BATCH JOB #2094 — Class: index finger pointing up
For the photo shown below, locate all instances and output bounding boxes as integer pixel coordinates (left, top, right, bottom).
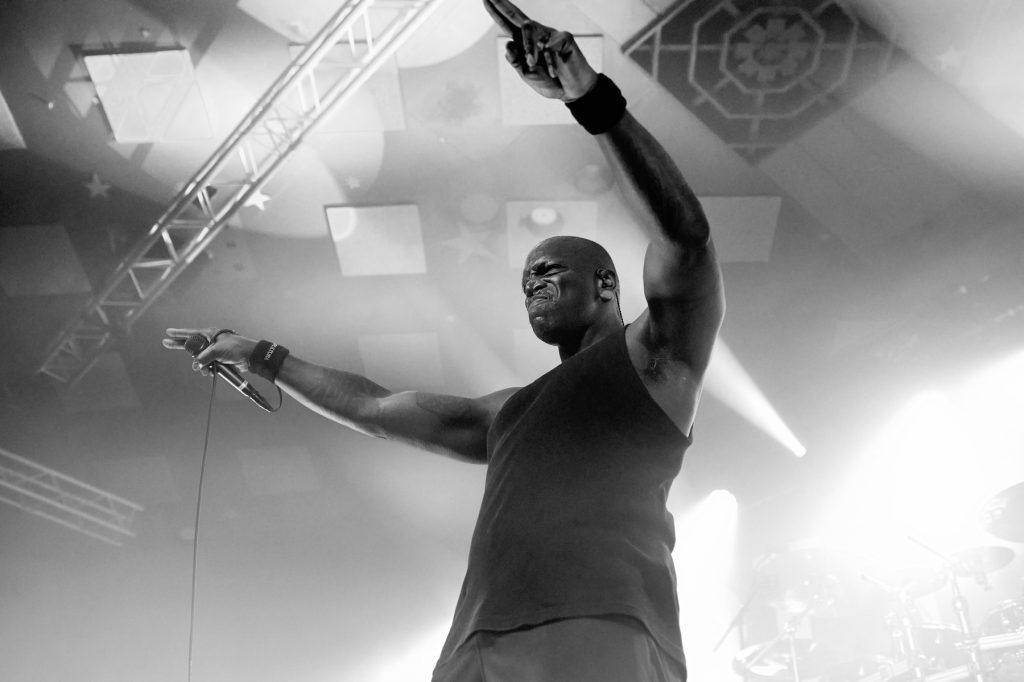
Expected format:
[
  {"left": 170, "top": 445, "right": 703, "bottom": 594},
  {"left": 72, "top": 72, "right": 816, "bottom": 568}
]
[{"left": 483, "top": 0, "right": 531, "bottom": 34}]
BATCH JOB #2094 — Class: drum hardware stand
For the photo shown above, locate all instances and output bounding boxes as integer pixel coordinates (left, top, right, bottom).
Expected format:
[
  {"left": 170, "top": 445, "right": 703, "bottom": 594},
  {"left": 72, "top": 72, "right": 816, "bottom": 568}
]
[
  {"left": 909, "top": 536, "right": 989, "bottom": 682},
  {"left": 739, "top": 610, "right": 812, "bottom": 682},
  {"left": 713, "top": 576, "right": 765, "bottom": 654},
  {"left": 715, "top": 591, "right": 753, "bottom": 681},
  {"left": 863, "top": 572, "right": 930, "bottom": 681}
]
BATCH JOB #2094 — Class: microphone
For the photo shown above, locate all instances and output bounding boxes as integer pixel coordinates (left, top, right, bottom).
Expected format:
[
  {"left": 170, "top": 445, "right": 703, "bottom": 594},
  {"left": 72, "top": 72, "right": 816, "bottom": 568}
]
[{"left": 184, "top": 334, "right": 274, "bottom": 412}]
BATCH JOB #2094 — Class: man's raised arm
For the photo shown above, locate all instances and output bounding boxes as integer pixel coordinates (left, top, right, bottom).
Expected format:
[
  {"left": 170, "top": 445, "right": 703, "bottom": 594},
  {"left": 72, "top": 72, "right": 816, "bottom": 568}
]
[
  {"left": 163, "top": 328, "right": 513, "bottom": 464},
  {"left": 484, "top": 0, "right": 724, "bottom": 366}
]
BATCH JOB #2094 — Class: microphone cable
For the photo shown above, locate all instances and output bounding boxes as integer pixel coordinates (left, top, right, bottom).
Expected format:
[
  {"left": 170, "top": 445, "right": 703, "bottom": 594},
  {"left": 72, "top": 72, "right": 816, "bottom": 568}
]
[{"left": 187, "top": 373, "right": 219, "bottom": 682}]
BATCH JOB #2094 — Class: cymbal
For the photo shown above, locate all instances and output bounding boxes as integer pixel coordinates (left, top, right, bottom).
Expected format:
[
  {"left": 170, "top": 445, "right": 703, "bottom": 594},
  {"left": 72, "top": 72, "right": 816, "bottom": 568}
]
[
  {"left": 981, "top": 482, "right": 1024, "bottom": 542},
  {"left": 733, "top": 638, "right": 837, "bottom": 680},
  {"left": 901, "top": 570, "right": 947, "bottom": 598},
  {"left": 871, "top": 566, "right": 948, "bottom": 599},
  {"left": 950, "top": 546, "right": 1015, "bottom": 576}
]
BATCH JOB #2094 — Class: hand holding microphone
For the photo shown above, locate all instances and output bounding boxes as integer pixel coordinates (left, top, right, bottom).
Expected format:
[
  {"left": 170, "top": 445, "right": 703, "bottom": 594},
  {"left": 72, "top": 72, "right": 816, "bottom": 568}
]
[{"left": 162, "top": 328, "right": 276, "bottom": 412}]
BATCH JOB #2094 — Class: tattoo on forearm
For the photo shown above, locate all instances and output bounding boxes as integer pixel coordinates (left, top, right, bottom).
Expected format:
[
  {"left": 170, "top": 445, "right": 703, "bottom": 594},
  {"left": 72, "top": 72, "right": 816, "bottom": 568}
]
[{"left": 300, "top": 368, "right": 388, "bottom": 419}]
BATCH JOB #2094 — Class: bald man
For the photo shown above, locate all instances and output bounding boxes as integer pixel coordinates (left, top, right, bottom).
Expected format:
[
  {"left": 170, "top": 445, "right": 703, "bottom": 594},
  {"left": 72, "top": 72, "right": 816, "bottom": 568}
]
[{"left": 164, "top": 1, "right": 724, "bottom": 679}]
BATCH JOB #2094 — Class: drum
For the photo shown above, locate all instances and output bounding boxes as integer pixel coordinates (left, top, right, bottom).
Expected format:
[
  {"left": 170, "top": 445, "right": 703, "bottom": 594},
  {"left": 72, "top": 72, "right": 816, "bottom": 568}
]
[
  {"left": 854, "top": 624, "right": 967, "bottom": 682},
  {"left": 732, "top": 638, "right": 838, "bottom": 680},
  {"left": 983, "top": 600, "right": 1024, "bottom": 635},
  {"left": 819, "top": 656, "right": 901, "bottom": 682},
  {"left": 981, "top": 600, "right": 1024, "bottom": 682},
  {"left": 906, "top": 625, "right": 967, "bottom": 672}
]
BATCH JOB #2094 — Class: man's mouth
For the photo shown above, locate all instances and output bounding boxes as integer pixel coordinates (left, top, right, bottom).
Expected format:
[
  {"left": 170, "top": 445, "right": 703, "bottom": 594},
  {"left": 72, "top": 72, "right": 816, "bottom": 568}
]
[{"left": 528, "top": 292, "right": 552, "bottom": 308}]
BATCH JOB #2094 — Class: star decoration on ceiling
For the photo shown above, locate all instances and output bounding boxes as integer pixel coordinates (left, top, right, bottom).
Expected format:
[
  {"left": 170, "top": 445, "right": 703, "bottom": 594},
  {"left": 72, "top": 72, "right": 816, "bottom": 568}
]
[
  {"left": 245, "top": 189, "right": 270, "bottom": 211},
  {"left": 936, "top": 47, "right": 968, "bottom": 72},
  {"left": 441, "top": 223, "right": 497, "bottom": 264},
  {"left": 84, "top": 172, "right": 111, "bottom": 199},
  {"left": 345, "top": 176, "right": 361, "bottom": 190}
]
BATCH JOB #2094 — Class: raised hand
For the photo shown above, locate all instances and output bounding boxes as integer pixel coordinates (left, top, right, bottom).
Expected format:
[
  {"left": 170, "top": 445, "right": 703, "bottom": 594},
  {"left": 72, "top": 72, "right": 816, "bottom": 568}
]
[
  {"left": 483, "top": 0, "right": 598, "bottom": 101},
  {"left": 163, "top": 327, "right": 255, "bottom": 376}
]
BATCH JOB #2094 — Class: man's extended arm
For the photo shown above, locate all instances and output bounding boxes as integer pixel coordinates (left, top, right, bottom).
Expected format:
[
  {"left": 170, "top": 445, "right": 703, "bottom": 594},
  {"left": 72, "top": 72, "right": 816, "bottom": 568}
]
[
  {"left": 163, "top": 328, "right": 512, "bottom": 464},
  {"left": 276, "top": 353, "right": 512, "bottom": 463}
]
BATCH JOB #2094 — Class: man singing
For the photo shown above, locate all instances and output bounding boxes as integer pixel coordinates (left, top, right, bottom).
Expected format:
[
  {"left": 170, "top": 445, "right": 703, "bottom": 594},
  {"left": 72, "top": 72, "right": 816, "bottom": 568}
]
[{"left": 164, "top": 1, "right": 724, "bottom": 679}]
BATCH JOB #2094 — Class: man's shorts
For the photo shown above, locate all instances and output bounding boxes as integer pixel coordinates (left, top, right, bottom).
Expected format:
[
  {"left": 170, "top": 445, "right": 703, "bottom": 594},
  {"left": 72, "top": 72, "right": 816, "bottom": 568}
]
[{"left": 431, "top": 614, "right": 687, "bottom": 682}]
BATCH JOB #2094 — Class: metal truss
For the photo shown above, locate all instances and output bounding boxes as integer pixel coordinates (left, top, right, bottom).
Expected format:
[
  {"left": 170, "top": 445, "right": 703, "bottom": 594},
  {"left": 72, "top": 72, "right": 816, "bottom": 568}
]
[
  {"left": 39, "top": 0, "right": 447, "bottom": 385},
  {"left": 0, "top": 446, "right": 143, "bottom": 545}
]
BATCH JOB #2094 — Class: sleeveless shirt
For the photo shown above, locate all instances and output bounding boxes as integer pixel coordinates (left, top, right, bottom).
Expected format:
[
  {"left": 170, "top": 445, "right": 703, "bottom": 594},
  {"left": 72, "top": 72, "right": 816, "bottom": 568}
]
[{"left": 436, "top": 327, "right": 693, "bottom": 666}]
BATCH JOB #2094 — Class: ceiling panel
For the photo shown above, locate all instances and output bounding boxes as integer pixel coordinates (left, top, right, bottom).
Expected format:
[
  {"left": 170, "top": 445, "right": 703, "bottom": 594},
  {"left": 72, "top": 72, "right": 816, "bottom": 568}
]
[
  {"left": 84, "top": 49, "right": 213, "bottom": 143},
  {"left": 327, "top": 204, "right": 428, "bottom": 276}
]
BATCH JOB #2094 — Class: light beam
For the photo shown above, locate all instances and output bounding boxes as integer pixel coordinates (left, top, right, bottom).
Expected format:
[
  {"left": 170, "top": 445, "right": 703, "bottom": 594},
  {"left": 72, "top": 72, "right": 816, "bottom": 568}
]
[{"left": 705, "top": 341, "right": 807, "bottom": 457}]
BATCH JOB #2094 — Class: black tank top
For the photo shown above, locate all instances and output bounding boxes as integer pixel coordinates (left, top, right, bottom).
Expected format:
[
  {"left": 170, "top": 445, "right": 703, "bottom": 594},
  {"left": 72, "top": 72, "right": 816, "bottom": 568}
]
[{"left": 437, "top": 327, "right": 692, "bottom": 665}]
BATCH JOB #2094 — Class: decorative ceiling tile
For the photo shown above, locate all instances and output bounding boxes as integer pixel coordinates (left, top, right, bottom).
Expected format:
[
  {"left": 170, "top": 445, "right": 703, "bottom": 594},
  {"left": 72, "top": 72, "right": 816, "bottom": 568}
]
[{"left": 625, "top": 0, "right": 903, "bottom": 161}]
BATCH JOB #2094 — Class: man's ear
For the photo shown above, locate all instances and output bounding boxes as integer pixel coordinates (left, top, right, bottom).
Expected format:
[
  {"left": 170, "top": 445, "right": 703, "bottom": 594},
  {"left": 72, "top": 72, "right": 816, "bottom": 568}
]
[{"left": 596, "top": 268, "right": 617, "bottom": 300}]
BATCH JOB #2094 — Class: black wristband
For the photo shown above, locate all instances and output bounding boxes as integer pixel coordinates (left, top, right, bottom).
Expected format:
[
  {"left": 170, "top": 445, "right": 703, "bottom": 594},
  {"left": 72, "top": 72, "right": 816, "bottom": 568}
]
[
  {"left": 249, "top": 340, "right": 290, "bottom": 383},
  {"left": 565, "top": 74, "right": 627, "bottom": 135}
]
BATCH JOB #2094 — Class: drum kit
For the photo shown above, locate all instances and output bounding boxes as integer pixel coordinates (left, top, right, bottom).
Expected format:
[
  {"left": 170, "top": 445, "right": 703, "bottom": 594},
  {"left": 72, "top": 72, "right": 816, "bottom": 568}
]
[{"left": 728, "top": 482, "right": 1024, "bottom": 681}]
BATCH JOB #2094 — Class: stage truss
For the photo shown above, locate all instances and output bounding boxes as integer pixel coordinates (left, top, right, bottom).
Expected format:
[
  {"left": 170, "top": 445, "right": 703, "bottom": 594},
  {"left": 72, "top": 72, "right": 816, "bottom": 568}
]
[{"left": 38, "top": 0, "right": 446, "bottom": 385}]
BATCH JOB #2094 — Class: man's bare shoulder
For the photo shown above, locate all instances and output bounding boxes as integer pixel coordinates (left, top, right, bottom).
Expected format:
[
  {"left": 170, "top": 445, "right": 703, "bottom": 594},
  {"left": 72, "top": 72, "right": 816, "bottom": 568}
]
[{"left": 479, "top": 386, "right": 520, "bottom": 415}]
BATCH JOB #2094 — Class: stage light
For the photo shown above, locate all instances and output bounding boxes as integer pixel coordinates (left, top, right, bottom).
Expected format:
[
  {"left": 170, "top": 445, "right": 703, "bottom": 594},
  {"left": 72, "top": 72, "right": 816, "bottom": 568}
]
[
  {"left": 817, "top": 350, "right": 1024, "bottom": 563},
  {"left": 519, "top": 205, "right": 565, "bottom": 237},
  {"left": 675, "top": 489, "right": 741, "bottom": 680},
  {"left": 705, "top": 489, "right": 740, "bottom": 525},
  {"left": 704, "top": 341, "right": 807, "bottom": 457}
]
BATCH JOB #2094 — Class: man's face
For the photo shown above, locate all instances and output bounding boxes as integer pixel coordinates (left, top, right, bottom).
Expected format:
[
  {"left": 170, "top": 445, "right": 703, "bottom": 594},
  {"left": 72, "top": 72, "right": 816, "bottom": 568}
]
[{"left": 521, "top": 243, "right": 599, "bottom": 344}]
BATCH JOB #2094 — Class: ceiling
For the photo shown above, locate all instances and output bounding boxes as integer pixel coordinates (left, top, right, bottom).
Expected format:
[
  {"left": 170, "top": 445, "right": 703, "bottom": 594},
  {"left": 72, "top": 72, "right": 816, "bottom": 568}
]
[{"left": 1, "top": 0, "right": 1023, "bottom": 680}]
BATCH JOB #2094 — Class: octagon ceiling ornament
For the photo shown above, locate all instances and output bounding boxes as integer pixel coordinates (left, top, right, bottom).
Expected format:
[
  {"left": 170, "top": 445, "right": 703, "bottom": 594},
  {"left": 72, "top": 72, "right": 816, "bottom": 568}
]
[{"left": 626, "top": 0, "right": 903, "bottom": 161}]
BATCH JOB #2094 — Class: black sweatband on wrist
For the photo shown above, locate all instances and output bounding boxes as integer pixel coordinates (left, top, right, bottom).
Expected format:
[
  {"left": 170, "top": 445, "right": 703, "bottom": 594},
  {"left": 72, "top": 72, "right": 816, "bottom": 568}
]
[
  {"left": 565, "top": 74, "right": 627, "bottom": 135},
  {"left": 249, "top": 340, "right": 290, "bottom": 383}
]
